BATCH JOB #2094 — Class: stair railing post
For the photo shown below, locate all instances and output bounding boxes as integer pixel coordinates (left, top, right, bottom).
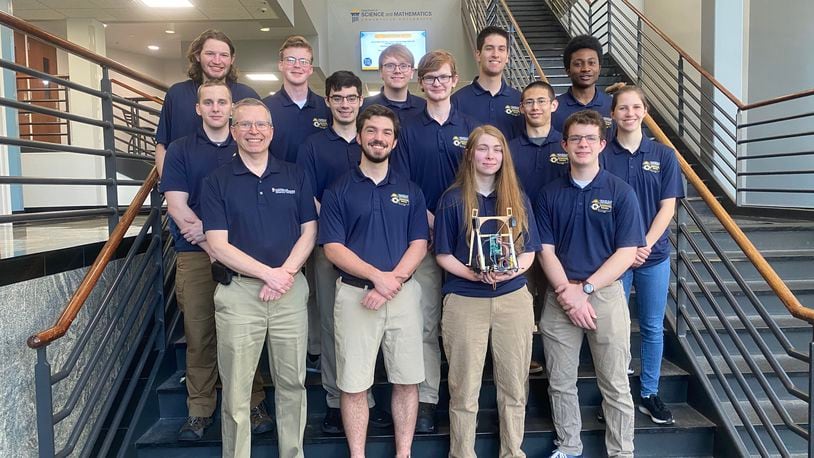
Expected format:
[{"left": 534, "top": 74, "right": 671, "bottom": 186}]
[
  {"left": 151, "top": 184, "right": 166, "bottom": 350},
  {"left": 100, "top": 66, "right": 119, "bottom": 233},
  {"left": 567, "top": 1, "right": 572, "bottom": 35},
  {"left": 809, "top": 337, "right": 814, "bottom": 457},
  {"left": 34, "top": 348, "right": 56, "bottom": 457},
  {"left": 588, "top": 1, "right": 593, "bottom": 35},
  {"left": 677, "top": 56, "right": 685, "bottom": 137},
  {"left": 636, "top": 16, "right": 643, "bottom": 84},
  {"left": 607, "top": 0, "right": 613, "bottom": 55},
  {"left": 674, "top": 200, "right": 689, "bottom": 337}
]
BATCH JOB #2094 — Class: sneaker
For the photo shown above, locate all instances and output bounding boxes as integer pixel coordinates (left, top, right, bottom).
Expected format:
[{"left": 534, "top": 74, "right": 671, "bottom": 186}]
[
  {"left": 250, "top": 402, "right": 275, "bottom": 434},
  {"left": 596, "top": 408, "right": 604, "bottom": 423},
  {"left": 639, "top": 394, "right": 675, "bottom": 425},
  {"left": 529, "top": 360, "right": 544, "bottom": 374},
  {"left": 415, "top": 402, "right": 437, "bottom": 434},
  {"left": 369, "top": 405, "right": 393, "bottom": 428},
  {"left": 549, "top": 450, "right": 582, "bottom": 458},
  {"left": 627, "top": 366, "right": 635, "bottom": 375},
  {"left": 306, "top": 354, "right": 322, "bottom": 373},
  {"left": 322, "top": 407, "right": 344, "bottom": 434},
  {"left": 178, "top": 416, "right": 212, "bottom": 441}
]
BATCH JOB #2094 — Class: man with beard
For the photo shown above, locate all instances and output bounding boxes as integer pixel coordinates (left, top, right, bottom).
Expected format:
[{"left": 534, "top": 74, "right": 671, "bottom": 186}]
[
  {"left": 296, "top": 71, "right": 393, "bottom": 434},
  {"left": 155, "top": 29, "right": 259, "bottom": 176},
  {"left": 452, "top": 26, "right": 523, "bottom": 140},
  {"left": 319, "top": 104, "right": 429, "bottom": 458},
  {"left": 551, "top": 35, "right": 613, "bottom": 133}
]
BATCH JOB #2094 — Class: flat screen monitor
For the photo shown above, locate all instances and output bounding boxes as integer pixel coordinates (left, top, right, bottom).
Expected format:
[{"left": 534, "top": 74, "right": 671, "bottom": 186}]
[{"left": 360, "top": 31, "right": 427, "bottom": 71}]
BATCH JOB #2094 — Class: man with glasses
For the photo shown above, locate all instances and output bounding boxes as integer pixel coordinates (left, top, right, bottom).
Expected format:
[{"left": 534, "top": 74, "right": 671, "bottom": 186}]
[
  {"left": 534, "top": 110, "right": 644, "bottom": 458},
  {"left": 393, "top": 50, "right": 480, "bottom": 433},
  {"left": 263, "top": 35, "right": 331, "bottom": 164},
  {"left": 362, "top": 44, "right": 426, "bottom": 120},
  {"left": 155, "top": 29, "right": 259, "bottom": 176},
  {"left": 452, "top": 26, "right": 523, "bottom": 140},
  {"left": 296, "top": 71, "right": 393, "bottom": 434},
  {"left": 202, "top": 98, "right": 317, "bottom": 458}
]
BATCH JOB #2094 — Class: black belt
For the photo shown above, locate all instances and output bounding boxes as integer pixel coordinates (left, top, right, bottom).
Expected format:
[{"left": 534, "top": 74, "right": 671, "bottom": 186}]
[{"left": 340, "top": 275, "right": 412, "bottom": 290}]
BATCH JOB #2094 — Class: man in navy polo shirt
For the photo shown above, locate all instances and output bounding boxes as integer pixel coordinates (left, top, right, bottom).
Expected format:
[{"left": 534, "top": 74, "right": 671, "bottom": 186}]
[
  {"left": 361, "top": 44, "right": 426, "bottom": 120},
  {"left": 535, "top": 110, "right": 644, "bottom": 458},
  {"left": 393, "top": 49, "right": 480, "bottom": 433},
  {"left": 160, "top": 81, "right": 271, "bottom": 441},
  {"left": 155, "top": 29, "right": 259, "bottom": 176},
  {"left": 263, "top": 35, "right": 330, "bottom": 164},
  {"left": 297, "top": 70, "right": 392, "bottom": 434},
  {"left": 550, "top": 35, "right": 613, "bottom": 133},
  {"left": 320, "top": 104, "right": 428, "bottom": 458},
  {"left": 452, "top": 26, "right": 523, "bottom": 140},
  {"left": 202, "top": 98, "right": 317, "bottom": 458}
]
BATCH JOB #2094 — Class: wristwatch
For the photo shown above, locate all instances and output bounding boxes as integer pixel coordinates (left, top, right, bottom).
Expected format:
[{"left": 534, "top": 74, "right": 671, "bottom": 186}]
[{"left": 582, "top": 282, "right": 595, "bottom": 295}]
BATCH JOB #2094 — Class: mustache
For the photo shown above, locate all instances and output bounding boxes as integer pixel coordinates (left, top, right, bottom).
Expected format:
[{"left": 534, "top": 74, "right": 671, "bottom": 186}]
[{"left": 367, "top": 141, "right": 388, "bottom": 148}]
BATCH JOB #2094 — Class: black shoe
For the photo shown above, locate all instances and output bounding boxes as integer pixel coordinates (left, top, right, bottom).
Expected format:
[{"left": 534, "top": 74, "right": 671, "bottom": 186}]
[
  {"left": 369, "top": 405, "right": 393, "bottom": 428},
  {"left": 639, "top": 394, "right": 675, "bottom": 425},
  {"left": 415, "top": 402, "right": 437, "bottom": 434},
  {"left": 178, "top": 416, "right": 212, "bottom": 441},
  {"left": 322, "top": 407, "right": 344, "bottom": 434},
  {"left": 250, "top": 402, "right": 275, "bottom": 434}
]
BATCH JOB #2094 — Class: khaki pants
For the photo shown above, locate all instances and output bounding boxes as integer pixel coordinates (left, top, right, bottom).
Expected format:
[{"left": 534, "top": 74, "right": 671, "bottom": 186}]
[
  {"left": 443, "top": 288, "right": 534, "bottom": 458},
  {"left": 215, "top": 273, "right": 309, "bottom": 458},
  {"left": 414, "top": 253, "right": 443, "bottom": 404},
  {"left": 305, "top": 252, "right": 321, "bottom": 355},
  {"left": 541, "top": 281, "right": 634, "bottom": 457},
  {"left": 175, "top": 252, "right": 264, "bottom": 417}
]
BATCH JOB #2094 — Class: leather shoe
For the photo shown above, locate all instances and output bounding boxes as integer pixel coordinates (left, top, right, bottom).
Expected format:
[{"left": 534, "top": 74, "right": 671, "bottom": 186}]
[
  {"left": 415, "top": 402, "right": 437, "bottom": 434},
  {"left": 369, "top": 405, "right": 393, "bottom": 428}
]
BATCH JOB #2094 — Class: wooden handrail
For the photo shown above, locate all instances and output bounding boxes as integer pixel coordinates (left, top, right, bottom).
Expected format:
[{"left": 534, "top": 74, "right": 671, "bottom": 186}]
[
  {"left": 27, "top": 168, "right": 160, "bottom": 349},
  {"left": 111, "top": 79, "right": 165, "bottom": 105},
  {"left": 740, "top": 88, "right": 814, "bottom": 111},
  {"left": 0, "top": 11, "right": 168, "bottom": 93}
]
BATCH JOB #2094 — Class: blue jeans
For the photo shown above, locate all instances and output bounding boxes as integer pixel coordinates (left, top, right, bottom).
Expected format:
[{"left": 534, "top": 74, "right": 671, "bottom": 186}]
[{"left": 621, "top": 257, "right": 671, "bottom": 398}]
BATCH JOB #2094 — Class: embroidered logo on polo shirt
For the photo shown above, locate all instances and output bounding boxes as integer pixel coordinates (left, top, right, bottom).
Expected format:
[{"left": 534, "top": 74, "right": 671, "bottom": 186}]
[
  {"left": 312, "top": 117, "right": 329, "bottom": 129},
  {"left": 590, "top": 198, "right": 613, "bottom": 213},
  {"left": 549, "top": 152, "right": 569, "bottom": 165},
  {"left": 642, "top": 161, "right": 661, "bottom": 173},
  {"left": 390, "top": 193, "right": 410, "bottom": 206},
  {"left": 452, "top": 136, "right": 468, "bottom": 148},
  {"left": 271, "top": 187, "right": 296, "bottom": 195},
  {"left": 504, "top": 105, "right": 521, "bottom": 116}
]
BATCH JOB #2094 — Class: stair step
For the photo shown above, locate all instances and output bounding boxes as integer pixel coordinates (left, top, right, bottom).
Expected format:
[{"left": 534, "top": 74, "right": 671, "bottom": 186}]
[{"left": 135, "top": 403, "right": 715, "bottom": 457}]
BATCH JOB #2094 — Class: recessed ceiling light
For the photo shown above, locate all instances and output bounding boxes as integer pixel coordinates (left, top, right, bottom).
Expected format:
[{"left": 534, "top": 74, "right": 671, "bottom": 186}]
[
  {"left": 260, "top": 27, "right": 270, "bottom": 32},
  {"left": 367, "top": 91, "right": 380, "bottom": 97},
  {"left": 141, "top": 0, "right": 193, "bottom": 7},
  {"left": 246, "top": 73, "right": 279, "bottom": 82},
  {"left": 147, "top": 45, "right": 160, "bottom": 51},
  {"left": 165, "top": 30, "right": 176, "bottom": 34},
  {"left": 102, "top": 23, "right": 108, "bottom": 28},
  {"left": 268, "top": 91, "right": 276, "bottom": 95}
]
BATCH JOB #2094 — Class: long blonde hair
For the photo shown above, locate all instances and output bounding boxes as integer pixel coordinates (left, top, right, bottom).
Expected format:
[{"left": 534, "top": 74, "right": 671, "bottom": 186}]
[{"left": 449, "top": 125, "right": 529, "bottom": 249}]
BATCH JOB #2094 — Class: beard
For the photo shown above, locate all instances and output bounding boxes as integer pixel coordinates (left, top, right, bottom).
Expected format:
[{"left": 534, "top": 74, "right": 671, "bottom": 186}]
[{"left": 362, "top": 147, "right": 390, "bottom": 163}]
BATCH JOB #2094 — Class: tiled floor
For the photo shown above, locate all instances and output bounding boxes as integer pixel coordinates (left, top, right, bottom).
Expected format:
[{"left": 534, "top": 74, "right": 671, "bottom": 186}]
[{"left": 0, "top": 216, "right": 147, "bottom": 259}]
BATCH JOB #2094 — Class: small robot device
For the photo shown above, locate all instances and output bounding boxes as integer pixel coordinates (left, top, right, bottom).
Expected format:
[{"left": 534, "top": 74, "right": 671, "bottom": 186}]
[{"left": 467, "top": 207, "right": 519, "bottom": 274}]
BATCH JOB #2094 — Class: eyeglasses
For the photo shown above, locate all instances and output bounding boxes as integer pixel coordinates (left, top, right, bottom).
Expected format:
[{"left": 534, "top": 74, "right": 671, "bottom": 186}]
[
  {"left": 566, "top": 134, "right": 601, "bottom": 144},
  {"left": 281, "top": 56, "right": 312, "bottom": 67},
  {"left": 382, "top": 63, "right": 412, "bottom": 73},
  {"left": 421, "top": 74, "right": 453, "bottom": 85},
  {"left": 233, "top": 120, "right": 273, "bottom": 131},
  {"left": 328, "top": 94, "right": 360, "bottom": 104},
  {"left": 522, "top": 98, "right": 551, "bottom": 108}
]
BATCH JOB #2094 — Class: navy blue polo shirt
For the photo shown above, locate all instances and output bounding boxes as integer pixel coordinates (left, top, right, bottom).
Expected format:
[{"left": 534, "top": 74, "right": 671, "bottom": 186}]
[
  {"left": 160, "top": 127, "right": 237, "bottom": 252},
  {"left": 601, "top": 136, "right": 684, "bottom": 268},
  {"left": 452, "top": 78, "right": 523, "bottom": 140},
  {"left": 263, "top": 88, "right": 331, "bottom": 164},
  {"left": 296, "top": 127, "right": 361, "bottom": 202},
  {"left": 155, "top": 79, "right": 259, "bottom": 146},
  {"left": 509, "top": 129, "right": 567, "bottom": 200},
  {"left": 362, "top": 89, "right": 426, "bottom": 121},
  {"left": 435, "top": 187, "right": 540, "bottom": 298},
  {"left": 201, "top": 154, "right": 317, "bottom": 268},
  {"left": 535, "top": 169, "right": 645, "bottom": 281},
  {"left": 318, "top": 166, "right": 429, "bottom": 284},
  {"left": 551, "top": 88, "right": 613, "bottom": 133},
  {"left": 392, "top": 106, "right": 481, "bottom": 212}
]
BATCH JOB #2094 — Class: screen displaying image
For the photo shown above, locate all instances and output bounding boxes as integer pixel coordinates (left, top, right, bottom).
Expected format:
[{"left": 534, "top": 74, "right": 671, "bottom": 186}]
[{"left": 360, "top": 31, "right": 427, "bottom": 71}]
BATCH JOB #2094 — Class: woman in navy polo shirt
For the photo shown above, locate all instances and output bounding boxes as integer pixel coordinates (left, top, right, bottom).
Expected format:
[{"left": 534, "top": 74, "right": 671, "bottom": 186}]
[
  {"left": 603, "top": 86, "right": 684, "bottom": 426},
  {"left": 434, "top": 125, "right": 539, "bottom": 457}
]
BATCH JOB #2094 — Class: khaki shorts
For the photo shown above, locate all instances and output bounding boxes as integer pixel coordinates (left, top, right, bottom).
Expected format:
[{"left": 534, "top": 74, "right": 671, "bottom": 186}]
[{"left": 334, "top": 278, "right": 425, "bottom": 393}]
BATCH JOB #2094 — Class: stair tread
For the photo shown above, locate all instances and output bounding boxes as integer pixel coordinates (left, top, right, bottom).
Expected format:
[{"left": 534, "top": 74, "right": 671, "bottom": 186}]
[{"left": 135, "top": 403, "right": 715, "bottom": 448}]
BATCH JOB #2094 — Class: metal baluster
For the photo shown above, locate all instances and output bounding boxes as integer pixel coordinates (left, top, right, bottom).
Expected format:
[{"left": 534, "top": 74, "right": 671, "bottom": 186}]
[
  {"left": 34, "top": 348, "right": 55, "bottom": 457},
  {"left": 607, "top": 0, "right": 613, "bottom": 55},
  {"left": 809, "top": 337, "right": 814, "bottom": 457},
  {"left": 100, "top": 66, "right": 120, "bottom": 233},
  {"left": 151, "top": 185, "right": 166, "bottom": 350},
  {"left": 677, "top": 57, "right": 685, "bottom": 137},
  {"left": 675, "top": 201, "right": 689, "bottom": 337},
  {"left": 636, "top": 16, "right": 643, "bottom": 83}
]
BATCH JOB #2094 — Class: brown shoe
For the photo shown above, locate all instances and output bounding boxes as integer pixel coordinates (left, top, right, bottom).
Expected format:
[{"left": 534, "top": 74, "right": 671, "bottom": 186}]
[
  {"left": 250, "top": 402, "right": 275, "bottom": 435},
  {"left": 529, "top": 360, "right": 544, "bottom": 374}
]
